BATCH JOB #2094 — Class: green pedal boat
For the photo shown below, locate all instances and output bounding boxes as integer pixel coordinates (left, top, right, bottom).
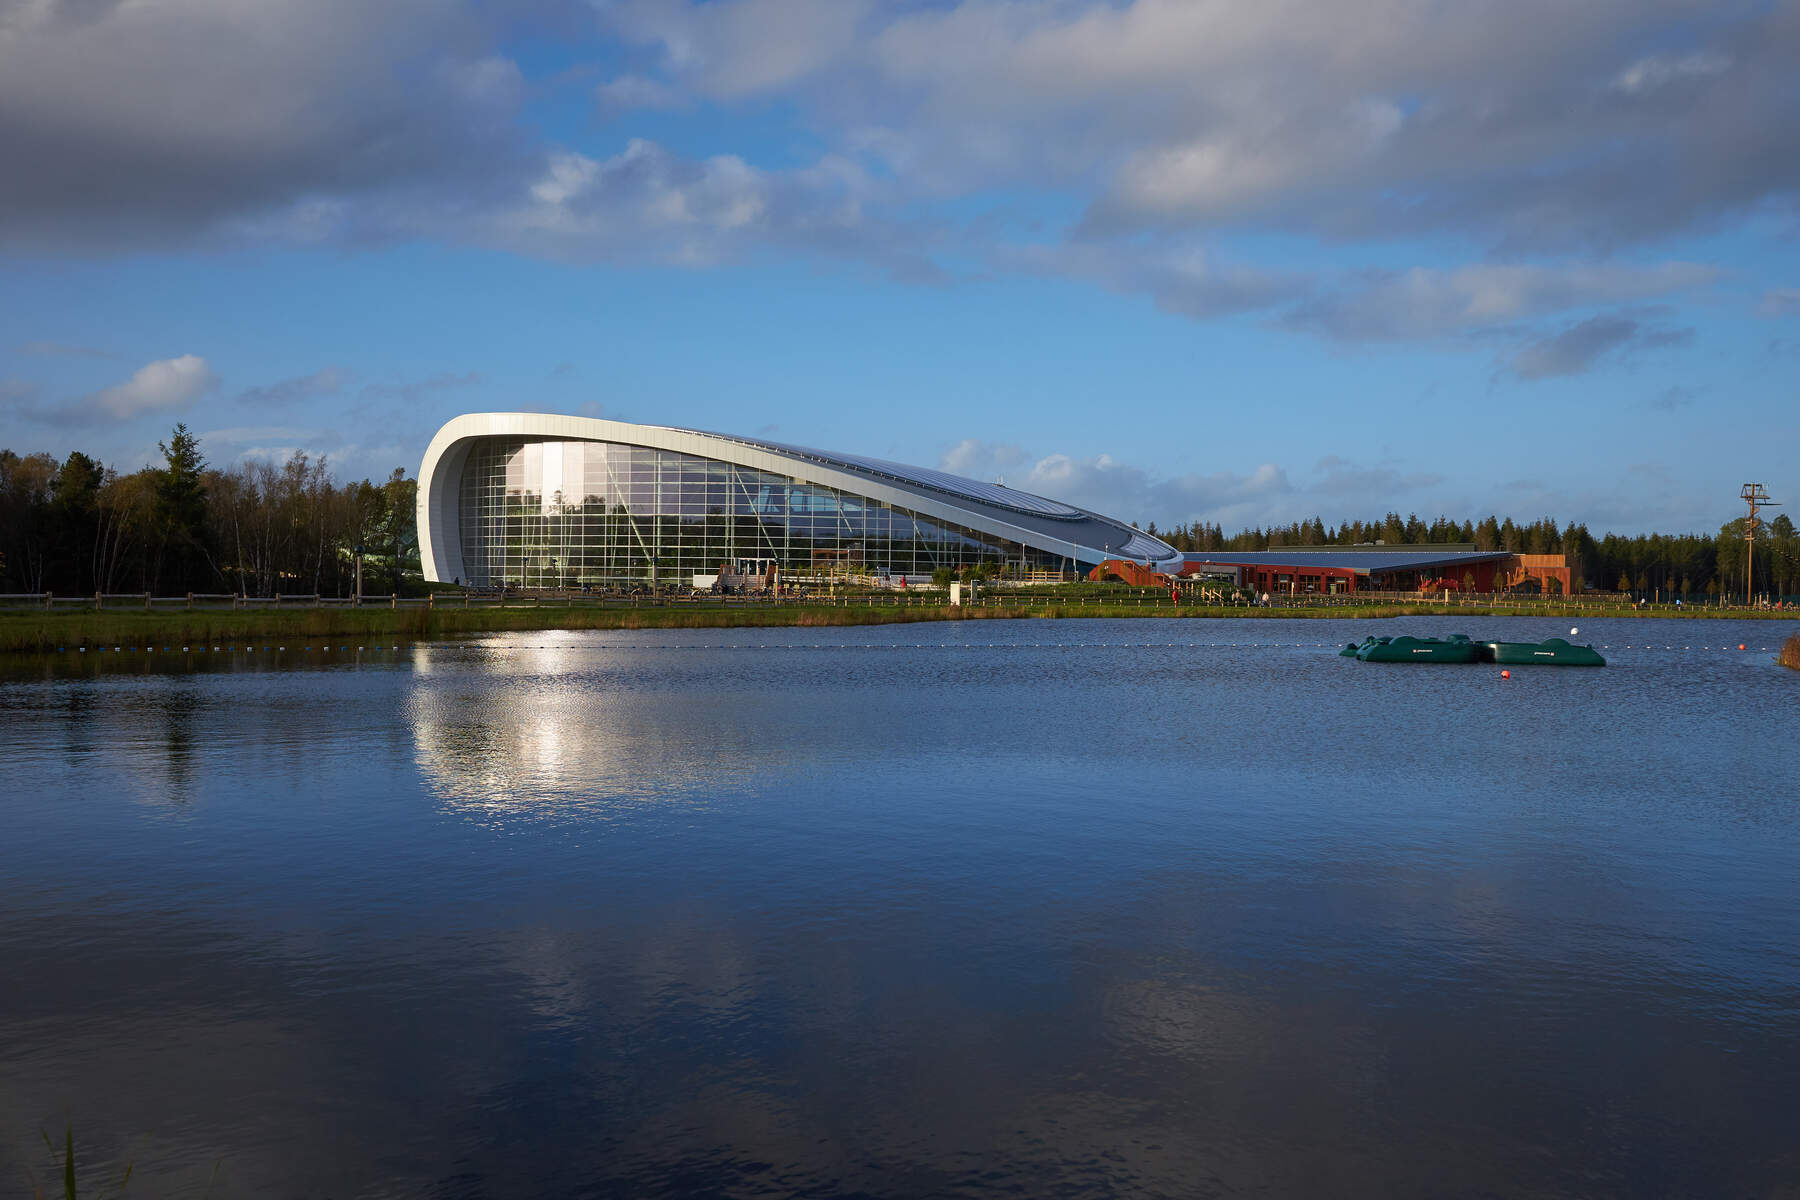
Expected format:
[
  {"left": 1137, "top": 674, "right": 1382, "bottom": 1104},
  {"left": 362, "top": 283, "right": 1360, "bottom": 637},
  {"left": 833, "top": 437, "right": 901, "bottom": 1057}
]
[
  {"left": 1478, "top": 638, "right": 1605, "bottom": 667},
  {"left": 1346, "top": 634, "right": 1481, "bottom": 663},
  {"left": 1340, "top": 634, "right": 1606, "bottom": 666}
]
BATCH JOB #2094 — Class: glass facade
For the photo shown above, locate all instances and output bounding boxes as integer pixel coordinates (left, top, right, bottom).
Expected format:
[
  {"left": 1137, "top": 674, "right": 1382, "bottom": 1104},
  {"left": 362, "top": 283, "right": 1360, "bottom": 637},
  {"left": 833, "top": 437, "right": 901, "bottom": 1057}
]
[{"left": 457, "top": 438, "right": 1070, "bottom": 586}]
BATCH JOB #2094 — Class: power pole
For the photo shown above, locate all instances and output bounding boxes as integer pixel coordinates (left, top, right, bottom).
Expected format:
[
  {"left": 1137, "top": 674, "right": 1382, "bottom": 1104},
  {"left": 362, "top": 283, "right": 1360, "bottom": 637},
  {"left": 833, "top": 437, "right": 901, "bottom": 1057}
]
[{"left": 1741, "top": 484, "right": 1778, "bottom": 606}]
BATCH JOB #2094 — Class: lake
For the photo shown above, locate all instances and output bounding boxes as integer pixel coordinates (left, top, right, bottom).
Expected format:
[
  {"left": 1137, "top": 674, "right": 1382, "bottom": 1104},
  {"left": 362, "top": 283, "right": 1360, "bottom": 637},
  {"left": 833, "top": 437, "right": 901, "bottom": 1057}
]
[{"left": 3, "top": 616, "right": 1798, "bottom": 1197}]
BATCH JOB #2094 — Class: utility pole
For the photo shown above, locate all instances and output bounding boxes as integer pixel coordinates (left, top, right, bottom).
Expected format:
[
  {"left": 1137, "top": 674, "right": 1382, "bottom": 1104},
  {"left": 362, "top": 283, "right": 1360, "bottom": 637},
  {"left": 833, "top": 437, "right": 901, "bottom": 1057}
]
[{"left": 1741, "top": 484, "right": 1778, "bottom": 606}]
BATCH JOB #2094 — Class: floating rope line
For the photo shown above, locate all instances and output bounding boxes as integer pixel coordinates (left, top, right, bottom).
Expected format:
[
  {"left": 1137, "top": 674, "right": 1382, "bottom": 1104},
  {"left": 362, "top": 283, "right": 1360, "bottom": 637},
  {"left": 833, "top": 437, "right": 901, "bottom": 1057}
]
[{"left": 40, "top": 640, "right": 1785, "bottom": 655}]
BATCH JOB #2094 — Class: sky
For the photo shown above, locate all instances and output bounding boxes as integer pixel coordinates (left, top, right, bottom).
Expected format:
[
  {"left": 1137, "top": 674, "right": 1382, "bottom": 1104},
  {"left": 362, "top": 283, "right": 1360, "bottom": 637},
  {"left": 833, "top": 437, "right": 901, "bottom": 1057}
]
[{"left": 1, "top": 0, "right": 1796, "bottom": 536}]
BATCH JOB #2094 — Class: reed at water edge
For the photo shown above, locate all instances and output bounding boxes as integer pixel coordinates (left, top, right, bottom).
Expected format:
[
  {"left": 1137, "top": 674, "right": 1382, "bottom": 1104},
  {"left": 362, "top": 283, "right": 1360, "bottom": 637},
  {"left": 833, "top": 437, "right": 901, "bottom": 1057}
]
[{"left": 1780, "top": 634, "right": 1800, "bottom": 670}]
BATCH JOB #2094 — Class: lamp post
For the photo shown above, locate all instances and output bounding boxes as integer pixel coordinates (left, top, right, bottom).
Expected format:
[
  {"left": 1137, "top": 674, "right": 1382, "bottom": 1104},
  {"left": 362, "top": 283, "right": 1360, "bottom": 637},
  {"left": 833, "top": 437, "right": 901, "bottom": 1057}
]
[{"left": 354, "top": 542, "right": 365, "bottom": 605}]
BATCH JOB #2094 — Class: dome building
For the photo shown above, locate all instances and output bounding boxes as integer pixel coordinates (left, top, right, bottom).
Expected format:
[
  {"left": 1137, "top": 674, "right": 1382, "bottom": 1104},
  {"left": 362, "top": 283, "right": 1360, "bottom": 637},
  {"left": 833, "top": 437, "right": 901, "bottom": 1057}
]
[{"left": 418, "top": 413, "right": 1179, "bottom": 588}]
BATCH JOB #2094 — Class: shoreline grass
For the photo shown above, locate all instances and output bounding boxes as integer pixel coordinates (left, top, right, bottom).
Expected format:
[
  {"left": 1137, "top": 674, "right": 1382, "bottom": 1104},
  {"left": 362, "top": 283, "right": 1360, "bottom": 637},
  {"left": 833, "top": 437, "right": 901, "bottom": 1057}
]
[{"left": 1, "top": 601, "right": 1796, "bottom": 654}]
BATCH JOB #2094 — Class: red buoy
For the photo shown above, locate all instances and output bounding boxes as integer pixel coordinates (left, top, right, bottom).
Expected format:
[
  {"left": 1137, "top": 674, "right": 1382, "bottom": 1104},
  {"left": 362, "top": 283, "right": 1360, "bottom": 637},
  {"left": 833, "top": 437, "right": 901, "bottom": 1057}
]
[
  {"left": 1739, "top": 643, "right": 1746, "bottom": 651},
  {"left": 1501, "top": 669, "right": 1511, "bottom": 679}
]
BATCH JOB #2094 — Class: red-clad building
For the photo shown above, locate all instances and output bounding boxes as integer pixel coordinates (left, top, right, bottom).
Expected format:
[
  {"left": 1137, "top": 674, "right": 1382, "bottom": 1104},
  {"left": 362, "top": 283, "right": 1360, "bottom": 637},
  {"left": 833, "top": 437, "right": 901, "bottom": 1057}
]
[{"left": 1103, "top": 545, "right": 1577, "bottom": 595}]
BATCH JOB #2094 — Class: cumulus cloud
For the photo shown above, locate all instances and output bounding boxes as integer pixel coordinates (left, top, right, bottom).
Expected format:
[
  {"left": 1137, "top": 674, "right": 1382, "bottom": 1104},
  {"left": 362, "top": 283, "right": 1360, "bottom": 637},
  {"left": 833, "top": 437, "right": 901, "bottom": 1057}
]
[
  {"left": 484, "top": 138, "right": 931, "bottom": 271},
  {"left": 501, "top": 142, "right": 776, "bottom": 261},
  {"left": 938, "top": 438, "right": 1029, "bottom": 481},
  {"left": 0, "top": 0, "right": 1788, "bottom": 356},
  {"left": 0, "top": 0, "right": 526, "bottom": 249},
  {"left": 605, "top": 0, "right": 1800, "bottom": 250},
  {"left": 23, "top": 354, "right": 216, "bottom": 428},
  {"left": 88, "top": 354, "right": 217, "bottom": 419},
  {"left": 2, "top": 353, "right": 217, "bottom": 426}
]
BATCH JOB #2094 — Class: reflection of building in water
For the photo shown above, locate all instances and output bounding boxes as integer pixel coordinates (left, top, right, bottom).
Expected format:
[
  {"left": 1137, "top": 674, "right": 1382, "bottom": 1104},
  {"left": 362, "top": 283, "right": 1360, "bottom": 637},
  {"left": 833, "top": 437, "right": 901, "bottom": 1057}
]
[
  {"left": 409, "top": 643, "right": 602, "bottom": 816},
  {"left": 417, "top": 413, "right": 1179, "bottom": 588},
  {"left": 408, "top": 643, "right": 785, "bottom": 818}
]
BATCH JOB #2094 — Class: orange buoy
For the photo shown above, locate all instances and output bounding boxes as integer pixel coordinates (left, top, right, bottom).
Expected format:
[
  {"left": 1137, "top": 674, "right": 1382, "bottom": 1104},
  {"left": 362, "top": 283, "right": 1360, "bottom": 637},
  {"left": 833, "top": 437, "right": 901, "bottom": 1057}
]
[
  {"left": 1500, "top": 669, "right": 1511, "bottom": 679},
  {"left": 1739, "top": 643, "right": 1746, "bottom": 651}
]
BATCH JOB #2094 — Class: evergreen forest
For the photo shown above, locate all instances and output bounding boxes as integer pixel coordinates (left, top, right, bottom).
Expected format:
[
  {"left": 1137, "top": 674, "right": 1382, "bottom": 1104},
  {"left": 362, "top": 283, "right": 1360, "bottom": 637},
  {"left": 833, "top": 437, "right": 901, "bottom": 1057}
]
[{"left": 0, "top": 426, "right": 418, "bottom": 597}]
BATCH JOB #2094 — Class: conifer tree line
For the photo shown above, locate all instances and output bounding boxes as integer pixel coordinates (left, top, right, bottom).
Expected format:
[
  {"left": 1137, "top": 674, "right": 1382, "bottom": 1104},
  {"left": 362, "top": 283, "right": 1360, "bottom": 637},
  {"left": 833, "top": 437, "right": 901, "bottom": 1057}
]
[
  {"left": 0, "top": 425, "right": 419, "bottom": 597},
  {"left": 1141, "top": 510, "right": 1799, "bottom": 597}
]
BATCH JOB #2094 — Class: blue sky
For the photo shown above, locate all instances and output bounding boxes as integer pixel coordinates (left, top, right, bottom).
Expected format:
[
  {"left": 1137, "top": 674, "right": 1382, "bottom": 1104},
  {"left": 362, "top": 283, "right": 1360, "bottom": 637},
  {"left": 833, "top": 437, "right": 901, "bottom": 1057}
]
[{"left": 1, "top": 0, "right": 1795, "bottom": 534}]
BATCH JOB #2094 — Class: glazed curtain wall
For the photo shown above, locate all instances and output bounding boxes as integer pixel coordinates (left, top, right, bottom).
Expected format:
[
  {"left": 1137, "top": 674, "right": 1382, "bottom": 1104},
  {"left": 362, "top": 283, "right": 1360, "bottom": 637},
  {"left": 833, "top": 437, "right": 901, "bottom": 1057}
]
[{"left": 456, "top": 438, "right": 1065, "bottom": 586}]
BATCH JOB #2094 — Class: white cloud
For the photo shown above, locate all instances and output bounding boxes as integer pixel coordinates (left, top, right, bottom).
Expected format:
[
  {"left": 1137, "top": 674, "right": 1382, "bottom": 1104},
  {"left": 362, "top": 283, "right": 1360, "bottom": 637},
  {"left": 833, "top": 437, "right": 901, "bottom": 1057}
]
[
  {"left": 602, "top": 0, "right": 1799, "bottom": 251},
  {"left": 939, "top": 438, "right": 1029, "bottom": 480},
  {"left": 1612, "top": 51, "right": 1731, "bottom": 95},
  {"left": 84, "top": 354, "right": 217, "bottom": 420},
  {"left": 0, "top": 0, "right": 1790, "bottom": 353},
  {"left": 488, "top": 139, "right": 915, "bottom": 272},
  {"left": 1100, "top": 99, "right": 1406, "bottom": 229}
]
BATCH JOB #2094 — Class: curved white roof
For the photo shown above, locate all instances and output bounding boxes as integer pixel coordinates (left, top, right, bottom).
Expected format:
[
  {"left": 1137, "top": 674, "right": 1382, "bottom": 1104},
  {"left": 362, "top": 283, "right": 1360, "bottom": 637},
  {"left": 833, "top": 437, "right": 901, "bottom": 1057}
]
[{"left": 417, "top": 413, "right": 1179, "bottom": 583}]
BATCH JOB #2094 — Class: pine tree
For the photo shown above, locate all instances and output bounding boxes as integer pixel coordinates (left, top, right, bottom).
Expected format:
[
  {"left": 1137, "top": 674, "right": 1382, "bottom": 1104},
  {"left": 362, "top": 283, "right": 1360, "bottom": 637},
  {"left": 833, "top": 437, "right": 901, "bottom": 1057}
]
[{"left": 155, "top": 424, "right": 211, "bottom": 593}]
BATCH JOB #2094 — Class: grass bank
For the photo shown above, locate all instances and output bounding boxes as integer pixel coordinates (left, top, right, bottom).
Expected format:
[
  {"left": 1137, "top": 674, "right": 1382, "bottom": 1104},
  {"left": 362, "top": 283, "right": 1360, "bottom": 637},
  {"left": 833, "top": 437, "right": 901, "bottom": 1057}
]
[
  {"left": 2, "top": 600, "right": 1796, "bottom": 654},
  {"left": 0, "top": 604, "right": 976, "bottom": 652}
]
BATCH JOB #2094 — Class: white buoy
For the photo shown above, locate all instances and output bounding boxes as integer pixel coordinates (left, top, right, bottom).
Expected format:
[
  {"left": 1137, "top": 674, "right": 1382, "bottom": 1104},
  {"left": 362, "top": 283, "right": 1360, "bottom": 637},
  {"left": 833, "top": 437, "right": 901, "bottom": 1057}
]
[{"left": 1570, "top": 626, "right": 1579, "bottom": 636}]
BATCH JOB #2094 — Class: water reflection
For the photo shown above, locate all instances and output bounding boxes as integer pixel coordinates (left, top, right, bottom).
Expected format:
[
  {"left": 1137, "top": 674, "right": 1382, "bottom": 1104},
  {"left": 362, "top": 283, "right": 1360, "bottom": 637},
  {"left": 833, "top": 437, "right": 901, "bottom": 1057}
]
[
  {"left": 408, "top": 641, "right": 784, "bottom": 819},
  {"left": 1, "top": 620, "right": 1797, "bottom": 1196}
]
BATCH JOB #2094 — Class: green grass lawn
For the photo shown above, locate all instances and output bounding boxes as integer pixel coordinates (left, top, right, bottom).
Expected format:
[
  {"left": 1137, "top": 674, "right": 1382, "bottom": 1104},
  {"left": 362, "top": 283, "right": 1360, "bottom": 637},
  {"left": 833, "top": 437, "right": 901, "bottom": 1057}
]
[{"left": 1, "top": 597, "right": 1794, "bottom": 653}]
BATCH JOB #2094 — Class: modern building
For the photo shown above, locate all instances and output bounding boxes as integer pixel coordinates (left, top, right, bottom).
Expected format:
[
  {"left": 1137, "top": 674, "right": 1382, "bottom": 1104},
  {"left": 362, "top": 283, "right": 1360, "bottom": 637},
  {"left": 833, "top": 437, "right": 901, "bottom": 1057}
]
[{"left": 418, "top": 413, "right": 1181, "bottom": 587}]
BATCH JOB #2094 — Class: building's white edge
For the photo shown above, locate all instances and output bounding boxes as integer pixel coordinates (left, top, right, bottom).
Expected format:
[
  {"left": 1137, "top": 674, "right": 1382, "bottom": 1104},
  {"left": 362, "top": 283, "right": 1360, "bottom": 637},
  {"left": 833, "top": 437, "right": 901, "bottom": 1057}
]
[{"left": 418, "top": 413, "right": 1176, "bottom": 583}]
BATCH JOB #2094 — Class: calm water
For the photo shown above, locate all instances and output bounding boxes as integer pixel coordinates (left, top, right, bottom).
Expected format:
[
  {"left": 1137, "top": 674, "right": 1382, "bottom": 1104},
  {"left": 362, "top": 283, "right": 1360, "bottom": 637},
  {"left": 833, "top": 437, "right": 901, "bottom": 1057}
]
[{"left": 3, "top": 616, "right": 1798, "bottom": 1198}]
